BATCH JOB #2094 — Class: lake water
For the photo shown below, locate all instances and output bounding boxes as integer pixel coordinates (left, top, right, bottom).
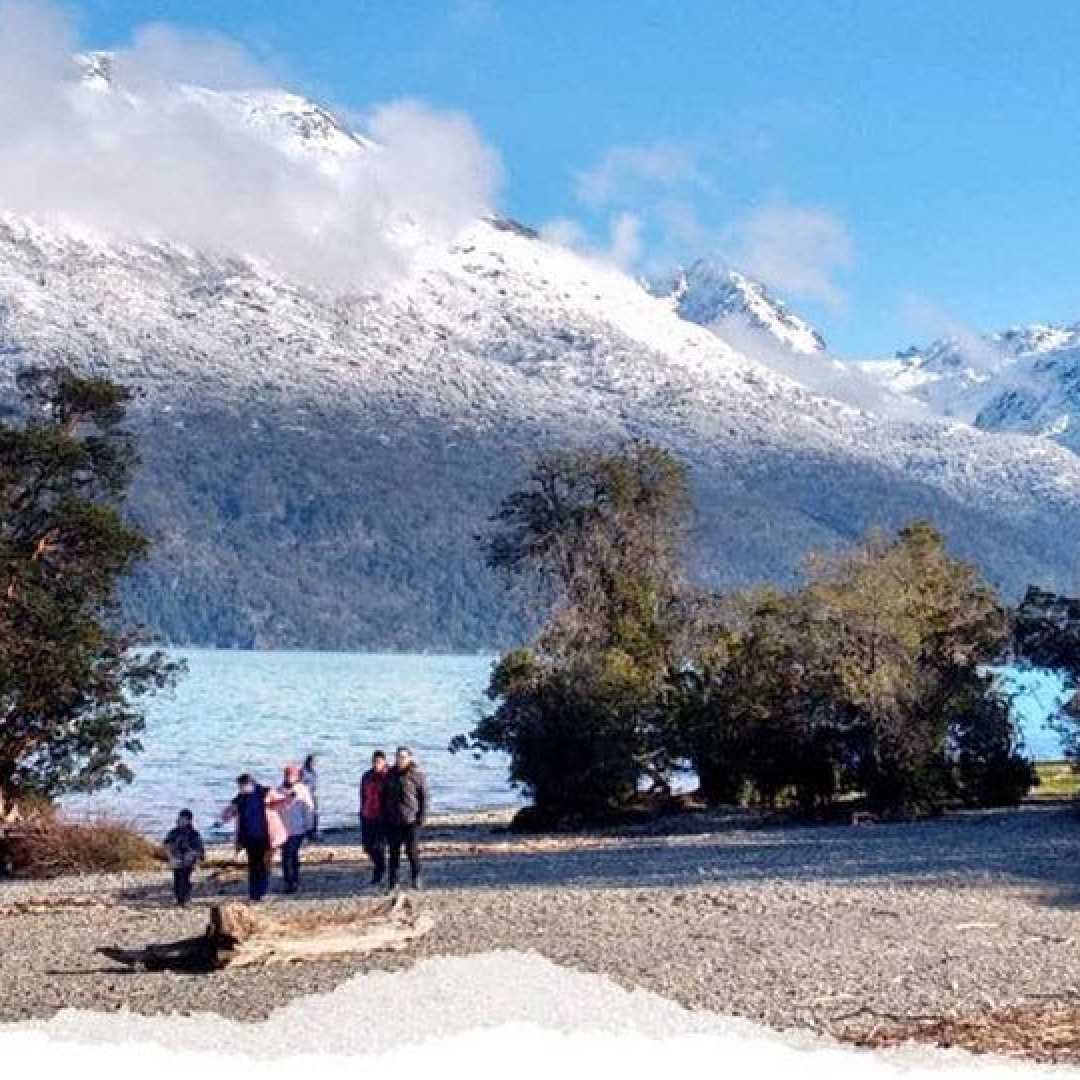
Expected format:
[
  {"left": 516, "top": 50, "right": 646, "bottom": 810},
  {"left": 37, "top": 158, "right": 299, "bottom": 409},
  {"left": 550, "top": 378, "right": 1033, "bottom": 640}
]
[
  {"left": 64, "top": 651, "right": 1072, "bottom": 836},
  {"left": 65, "top": 650, "right": 517, "bottom": 837},
  {"left": 998, "top": 665, "right": 1071, "bottom": 760}
]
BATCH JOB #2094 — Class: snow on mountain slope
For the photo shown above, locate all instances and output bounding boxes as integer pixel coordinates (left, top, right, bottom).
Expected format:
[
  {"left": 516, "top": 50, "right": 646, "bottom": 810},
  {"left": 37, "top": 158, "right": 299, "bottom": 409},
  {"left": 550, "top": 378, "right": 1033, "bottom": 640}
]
[
  {"left": 863, "top": 323, "right": 1080, "bottom": 452},
  {"left": 0, "top": 66, "right": 1078, "bottom": 645},
  {"left": 648, "top": 260, "right": 931, "bottom": 417},
  {"left": 2, "top": 208, "right": 1080, "bottom": 647}
]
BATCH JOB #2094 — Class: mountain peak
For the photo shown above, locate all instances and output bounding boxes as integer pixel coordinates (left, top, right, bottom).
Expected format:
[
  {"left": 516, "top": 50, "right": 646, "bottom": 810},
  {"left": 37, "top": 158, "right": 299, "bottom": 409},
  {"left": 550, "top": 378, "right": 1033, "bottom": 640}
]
[
  {"left": 868, "top": 319, "right": 1080, "bottom": 447},
  {"left": 74, "top": 50, "right": 368, "bottom": 163},
  {"left": 652, "top": 260, "right": 825, "bottom": 355}
]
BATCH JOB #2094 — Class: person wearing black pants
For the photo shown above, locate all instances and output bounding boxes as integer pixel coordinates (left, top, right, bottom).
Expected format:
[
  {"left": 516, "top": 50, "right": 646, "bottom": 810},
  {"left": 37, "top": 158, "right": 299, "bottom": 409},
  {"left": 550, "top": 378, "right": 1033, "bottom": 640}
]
[
  {"left": 243, "top": 839, "right": 271, "bottom": 901},
  {"left": 164, "top": 809, "right": 205, "bottom": 907},
  {"left": 364, "top": 822, "right": 387, "bottom": 885},
  {"left": 276, "top": 764, "right": 315, "bottom": 894},
  {"left": 172, "top": 865, "right": 194, "bottom": 904},
  {"left": 386, "top": 822, "right": 420, "bottom": 888},
  {"left": 223, "top": 774, "right": 276, "bottom": 902},
  {"left": 280, "top": 834, "right": 302, "bottom": 893},
  {"left": 360, "top": 750, "right": 390, "bottom": 886},
  {"left": 382, "top": 747, "right": 430, "bottom": 890}
]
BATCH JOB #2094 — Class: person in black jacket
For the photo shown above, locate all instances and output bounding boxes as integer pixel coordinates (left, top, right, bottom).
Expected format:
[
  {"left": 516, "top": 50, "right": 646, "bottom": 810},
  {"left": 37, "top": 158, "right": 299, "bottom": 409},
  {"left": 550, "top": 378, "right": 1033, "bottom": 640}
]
[
  {"left": 383, "top": 746, "right": 429, "bottom": 890},
  {"left": 220, "top": 774, "right": 285, "bottom": 902},
  {"left": 163, "top": 809, "right": 205, "bottom": 906}
]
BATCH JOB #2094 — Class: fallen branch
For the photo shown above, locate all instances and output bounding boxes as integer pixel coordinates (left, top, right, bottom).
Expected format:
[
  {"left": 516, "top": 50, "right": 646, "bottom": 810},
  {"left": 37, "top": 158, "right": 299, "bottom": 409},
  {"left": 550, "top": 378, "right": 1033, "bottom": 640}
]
[{"left": 99, "top": 892, "right": 434, "bottom": 972}]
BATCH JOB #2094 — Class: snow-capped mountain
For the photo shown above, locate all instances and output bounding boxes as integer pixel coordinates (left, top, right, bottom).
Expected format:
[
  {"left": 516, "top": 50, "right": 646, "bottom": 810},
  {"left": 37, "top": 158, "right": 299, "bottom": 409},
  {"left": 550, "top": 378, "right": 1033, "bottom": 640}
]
[
  {"left": 78, "top": 51, "right": 368, "bottom": 162},
  {"left": 652, "top": 261, "right": 826, "bottom": 355},
  {"left": 864, "top": 323, "right": 1080, "bottom": 452},
  {"left": 1, "top": 67, "right": 1079, "bottom": 647}
]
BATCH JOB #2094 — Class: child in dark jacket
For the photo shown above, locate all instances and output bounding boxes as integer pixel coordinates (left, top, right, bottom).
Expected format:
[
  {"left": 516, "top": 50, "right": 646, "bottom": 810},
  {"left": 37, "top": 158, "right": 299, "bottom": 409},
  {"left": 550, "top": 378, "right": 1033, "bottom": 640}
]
[{"left": 163, "top": 809, "right": 205, "bottom": 906}]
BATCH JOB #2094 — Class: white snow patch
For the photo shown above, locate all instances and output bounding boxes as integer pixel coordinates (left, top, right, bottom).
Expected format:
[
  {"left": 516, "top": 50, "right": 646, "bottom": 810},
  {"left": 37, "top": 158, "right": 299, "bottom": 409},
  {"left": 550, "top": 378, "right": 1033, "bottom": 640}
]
[{"left": 1, "top": 952, "right": 1067, "bottom": 1078}]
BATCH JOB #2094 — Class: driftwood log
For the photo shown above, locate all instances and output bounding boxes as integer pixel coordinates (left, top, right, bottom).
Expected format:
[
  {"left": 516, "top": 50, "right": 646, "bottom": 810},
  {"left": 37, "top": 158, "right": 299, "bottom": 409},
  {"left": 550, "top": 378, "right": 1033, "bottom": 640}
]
[{"left": 99, "top": 893, "right": 433, "bottom": 972}]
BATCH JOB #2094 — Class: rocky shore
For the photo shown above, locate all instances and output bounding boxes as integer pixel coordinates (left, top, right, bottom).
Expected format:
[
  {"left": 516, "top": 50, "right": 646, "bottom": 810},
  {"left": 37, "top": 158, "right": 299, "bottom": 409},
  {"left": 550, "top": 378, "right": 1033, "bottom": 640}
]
[{"left": 3, "top": 804, "right": 1080, "bottom": 1060}]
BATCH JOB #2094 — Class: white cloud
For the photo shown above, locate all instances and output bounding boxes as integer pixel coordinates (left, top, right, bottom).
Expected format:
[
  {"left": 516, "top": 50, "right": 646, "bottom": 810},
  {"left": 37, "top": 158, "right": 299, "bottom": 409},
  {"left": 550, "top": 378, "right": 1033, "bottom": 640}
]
[
  {"left": 542, "top": 140, "right": 713, "bottom": 272},
  {"left": 111, "top": 23, "right": 272, "bottom": 92},
  {"left": 541, "top": 212, "right": 643, "bottom": 270},
  {"left": 608, "top": 212, "right": 643, "bottom": 269},
  {"left": 0, "top": 0, "right": 502, "bottom": 289},
  {"left": 574, "top": 141, "right": 710, "bottom": 209},
  {"left": 725, "top": 203, "right": 855, "bottom": 311},
  {"left": 540, "top": 217, "right": 588, "bottom": 249},
  {"left": 550, "top": 140, "right": 855, "bottom": 311},
  {"left": 901, "top": 296, "right": 1006, "bottom": 373},
  {"left": 656, "top": 198, "right": 706, "bottom": 250}
]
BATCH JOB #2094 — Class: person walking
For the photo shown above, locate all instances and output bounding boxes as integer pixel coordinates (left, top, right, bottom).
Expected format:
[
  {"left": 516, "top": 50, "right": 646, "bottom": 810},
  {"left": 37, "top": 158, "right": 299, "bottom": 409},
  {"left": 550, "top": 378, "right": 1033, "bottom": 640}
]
[
  {"left": 359, "top": 750, "right": 389, "bottom": 887},
  {"left": 383, "top": 746, "right": 429, "bottom": 891},
  {"left": 163, "top": 809, "right": 205, "bottom": 906},
  {"left": 301, "top": 754, "right": 319, "bottom": 840},
  {"left": 222, "top": 774, "right": 288, "bottom": 902},
  {"left": 277, "top": 764, "right": 315, "bottom": 894}
]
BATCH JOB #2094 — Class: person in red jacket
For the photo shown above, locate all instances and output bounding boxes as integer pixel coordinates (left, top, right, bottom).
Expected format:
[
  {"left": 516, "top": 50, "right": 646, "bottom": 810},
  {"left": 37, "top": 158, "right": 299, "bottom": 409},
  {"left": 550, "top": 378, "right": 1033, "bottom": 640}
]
[{"left": 359, "top": 750, "right": 389, "bottom": 886}]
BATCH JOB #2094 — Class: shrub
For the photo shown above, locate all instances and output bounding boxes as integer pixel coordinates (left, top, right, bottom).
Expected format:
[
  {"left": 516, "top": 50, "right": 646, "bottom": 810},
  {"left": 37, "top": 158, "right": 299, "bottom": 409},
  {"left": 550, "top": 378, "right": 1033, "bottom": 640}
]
[
  {"left": 951, "top": 686, "right": 1037, "bottom": 807},
  {"left": 0, "top": 817, "right": 164, "bottom": 879},
  {"left": 468, "top": 650, "right": 649, "bottom": 826}
]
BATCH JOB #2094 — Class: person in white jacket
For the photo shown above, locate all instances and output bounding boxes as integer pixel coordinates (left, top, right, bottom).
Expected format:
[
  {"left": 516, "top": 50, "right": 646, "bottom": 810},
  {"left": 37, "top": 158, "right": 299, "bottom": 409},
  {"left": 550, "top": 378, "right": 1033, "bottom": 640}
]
[{"left": 277, "top": 764, "right": 315, "bottom": 894}]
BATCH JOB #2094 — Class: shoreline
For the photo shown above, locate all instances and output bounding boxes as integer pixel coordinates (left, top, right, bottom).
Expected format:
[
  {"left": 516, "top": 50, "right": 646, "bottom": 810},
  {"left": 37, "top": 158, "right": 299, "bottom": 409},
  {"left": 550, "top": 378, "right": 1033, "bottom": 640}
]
[
  {"left": 62, "top": 776, "right": 1076, "bottom": 842},
  {"left": 3, "top": 803, "right": 1080, "bottom": 1063}
]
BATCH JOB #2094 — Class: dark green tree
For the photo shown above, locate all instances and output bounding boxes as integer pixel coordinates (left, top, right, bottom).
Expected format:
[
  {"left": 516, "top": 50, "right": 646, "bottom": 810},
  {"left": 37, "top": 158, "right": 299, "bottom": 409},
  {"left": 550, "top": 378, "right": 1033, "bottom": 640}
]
[
  {"left": 1013, "top": 586, "right": 1080, "bottom": 763},
  {"left": 801, "top": 523, "right": 1020, "bottom": 812},
  {"left": 673, "top": 587, "right": 841, "bottom": 811},
  {"left": 1013, "top": 588, "right": 1080, "bottom": 676},
  {"left": 950, "top": 675, "right": 1035, "bottom": 807},
  {"left": 0, "top": 368, "right": 180, "bottom": 818},
  {"left": 466, "top": 440, "right": 692, "bottom": 824},
  {"left": 683, "top": 523, "right": 1031, "bottom": 816}
]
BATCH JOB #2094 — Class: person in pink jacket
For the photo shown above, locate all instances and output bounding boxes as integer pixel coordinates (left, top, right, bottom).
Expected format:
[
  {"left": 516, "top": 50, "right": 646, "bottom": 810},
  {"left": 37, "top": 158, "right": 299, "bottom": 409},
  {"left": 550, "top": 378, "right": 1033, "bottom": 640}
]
[{"left": 276, "top": 764, "right": 315, "bottom": 894}]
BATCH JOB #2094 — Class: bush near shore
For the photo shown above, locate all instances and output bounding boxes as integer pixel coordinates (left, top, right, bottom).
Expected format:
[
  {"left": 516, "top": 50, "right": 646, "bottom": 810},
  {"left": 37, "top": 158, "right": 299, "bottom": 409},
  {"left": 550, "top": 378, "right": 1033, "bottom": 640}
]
[{"left": 0, "top": 817, "right": 163, "bottom": 879}]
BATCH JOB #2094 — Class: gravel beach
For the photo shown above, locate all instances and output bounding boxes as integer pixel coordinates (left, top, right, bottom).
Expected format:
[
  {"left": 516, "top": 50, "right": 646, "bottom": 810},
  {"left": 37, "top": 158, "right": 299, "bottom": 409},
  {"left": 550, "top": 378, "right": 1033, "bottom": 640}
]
[{"left": 3, "top": 803, "right": 1080, "bottom": 1056}]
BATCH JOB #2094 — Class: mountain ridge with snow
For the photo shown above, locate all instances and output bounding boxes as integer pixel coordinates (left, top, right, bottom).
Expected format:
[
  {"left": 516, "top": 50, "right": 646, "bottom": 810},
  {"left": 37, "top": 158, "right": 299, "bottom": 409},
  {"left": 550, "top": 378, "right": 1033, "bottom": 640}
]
[
  {"left": 1, "top": 68, "right": 1078, "bottom": 646},
  {"left": 862, "top": 322, "right": 1080, "bottom": 452}
]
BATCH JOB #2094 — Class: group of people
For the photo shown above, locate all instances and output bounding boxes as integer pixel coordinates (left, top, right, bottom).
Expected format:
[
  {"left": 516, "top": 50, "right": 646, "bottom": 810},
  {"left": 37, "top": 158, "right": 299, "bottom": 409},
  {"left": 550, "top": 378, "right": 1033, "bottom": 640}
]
[
  {"left": 161, "top": 748, "right": 429, "bottom": 905},
  {"left": 359, "top": 747, "right": 430, "bottom": 891}
]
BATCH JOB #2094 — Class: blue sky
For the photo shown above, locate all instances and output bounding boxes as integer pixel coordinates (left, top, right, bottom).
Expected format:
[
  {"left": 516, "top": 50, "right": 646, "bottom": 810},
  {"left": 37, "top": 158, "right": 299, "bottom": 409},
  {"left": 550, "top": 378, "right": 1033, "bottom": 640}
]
[{"left": 67, "top": 0, "right": 1080, "bottom": 356}]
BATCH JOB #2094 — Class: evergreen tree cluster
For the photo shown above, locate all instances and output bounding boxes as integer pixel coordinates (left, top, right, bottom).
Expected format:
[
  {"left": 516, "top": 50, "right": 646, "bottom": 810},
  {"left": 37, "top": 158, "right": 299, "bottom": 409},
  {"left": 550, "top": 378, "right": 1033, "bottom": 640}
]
[{"left": 463, "top": 442, "right": 1042, "bottom": 826}]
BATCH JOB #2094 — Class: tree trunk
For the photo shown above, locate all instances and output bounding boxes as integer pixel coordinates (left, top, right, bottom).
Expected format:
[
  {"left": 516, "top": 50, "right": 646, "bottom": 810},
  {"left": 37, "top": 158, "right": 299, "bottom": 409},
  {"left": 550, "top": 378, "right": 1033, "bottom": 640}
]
[
  {"left": 99, "top": 893, "right": 433, "bottom": 972},
  {"left": 0, "top": 787, "right": 20, "bottom": 827}
]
